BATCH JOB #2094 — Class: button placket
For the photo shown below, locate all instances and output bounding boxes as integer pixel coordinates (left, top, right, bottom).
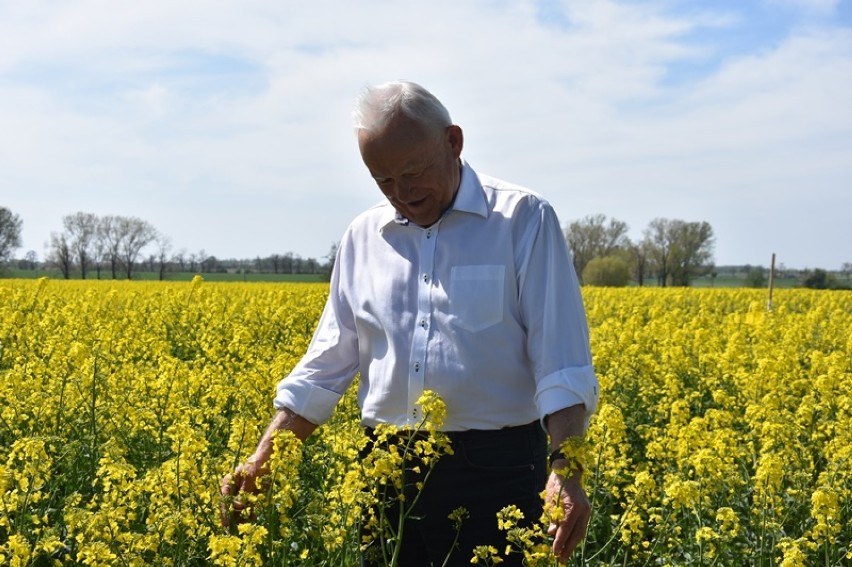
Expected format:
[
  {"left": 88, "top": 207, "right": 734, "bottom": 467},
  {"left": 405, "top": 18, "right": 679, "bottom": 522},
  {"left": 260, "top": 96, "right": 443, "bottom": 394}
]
[{"left": 407, "top": 224, "right": 438, "bottom": 425}]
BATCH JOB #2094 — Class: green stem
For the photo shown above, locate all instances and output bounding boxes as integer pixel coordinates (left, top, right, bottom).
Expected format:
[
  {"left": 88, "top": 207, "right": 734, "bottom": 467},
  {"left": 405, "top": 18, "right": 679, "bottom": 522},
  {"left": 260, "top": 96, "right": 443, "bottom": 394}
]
[
  {"left": 585, "top": 487, "right": 642, "bottom": 562},
  {"left": 439, "top": 519, "right": 464, "bottom": 567},
  {"left": 580, "top": 434, "right": 606, "bottom": 564},
  {"left": 639, "top": 507, "right": 671, "bottom": 567},
  {"left": 89, "top": 359, "right": 98, "bottom": 482}
]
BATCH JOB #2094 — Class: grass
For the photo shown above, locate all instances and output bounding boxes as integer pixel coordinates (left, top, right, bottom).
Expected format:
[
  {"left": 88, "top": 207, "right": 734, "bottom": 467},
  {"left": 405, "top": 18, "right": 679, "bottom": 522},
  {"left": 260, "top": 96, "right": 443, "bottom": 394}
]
[
  {"left": 2, "top": 268, "right": 326, "bottom": 283},
  {"left": 691, "top": 275, "right": 801, "bottom": 288},
  {"left": 7, "top": 269, "right": 843, "bottom": 289}
]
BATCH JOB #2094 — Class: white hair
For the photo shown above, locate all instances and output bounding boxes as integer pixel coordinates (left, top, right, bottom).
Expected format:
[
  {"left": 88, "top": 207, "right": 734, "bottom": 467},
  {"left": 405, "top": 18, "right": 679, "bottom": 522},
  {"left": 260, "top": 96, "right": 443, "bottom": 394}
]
[{"left": 353, "top": 80, "right": 452, "bottom": 140}]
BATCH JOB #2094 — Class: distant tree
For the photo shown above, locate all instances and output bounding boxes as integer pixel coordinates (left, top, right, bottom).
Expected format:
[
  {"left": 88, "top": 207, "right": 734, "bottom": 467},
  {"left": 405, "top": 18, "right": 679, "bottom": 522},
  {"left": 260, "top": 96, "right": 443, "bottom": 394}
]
[
  {"left": 291, "top": 254, "right": 305, "bottom": 274},
  {"left": 642, "top": 219, "right": 673, "bottom": 287},
  {"left": 282, "top": 252, "right": 296, "bottom": 274},
  {"left": 321, "top": 242, "right": 339, "bottom": 281},
  {"left": 841, "top": 262, "right": 852, "bottom": 281},
  {"left": 188, "top": 251, "right": 202, "bottom": 273},
  {"left": 200, "top": 250, "right": 212, "bottom": 272},
  {"left": 801, "top": 269, "right": 847, "bottom": 290},
  {"left": 0, "top": 206, "right": 23, "bottom": 265},
  {"left": 564, "top": 214, "right": 631, "bottom": 282},
  {"left": 307, "top": 257, "right": 320, "bottom": 274},
  {"left": 803, "top": 269, "right": 828, "bottom": 289},
  {"left": 98, "top": 215, "right": 123, "bottom": 279},
  {"left": 582, "top": 255, "right": 632, "bottom": 287},
  {"left": 627, "top": 240, "right": 655, "bottom": 287},
  {"left": 155, "top": 234, "right": 171, "bottom": 281},
  {"left": 63, "top": 212, "right": 98, "bottom": 279},
  {"left": 172, "top": 249, "right": 188, "bottom": 272},
  {"left": 47, "top": 232, "right": 73, "bottom": 279},
  {"left": 17, "top": 250, "right": 38, "bottom": 270},
  {"left": 91, "top": 226, "right": 109, "bottom": 279},
  {"left": 668, "top": 221, "right": 715, "bottom": 286},
  {"left": 643, "top": 218, "right": 715, "bottom": 286},
  {"left": 202, "top": 255, "right": 223, "bottom": 273},
  {"left": 746, "top": 268, "right": 767, "bottom": 288},
  {"left": 117, "top": 217, "right": 156, "bottom": 279}
]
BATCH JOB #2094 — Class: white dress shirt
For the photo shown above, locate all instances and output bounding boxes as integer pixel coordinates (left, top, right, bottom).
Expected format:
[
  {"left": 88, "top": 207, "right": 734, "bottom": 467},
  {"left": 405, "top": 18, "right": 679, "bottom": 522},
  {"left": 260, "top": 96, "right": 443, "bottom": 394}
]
[{"left": 274, "top": 160, "right": 598, "bottom": 431}]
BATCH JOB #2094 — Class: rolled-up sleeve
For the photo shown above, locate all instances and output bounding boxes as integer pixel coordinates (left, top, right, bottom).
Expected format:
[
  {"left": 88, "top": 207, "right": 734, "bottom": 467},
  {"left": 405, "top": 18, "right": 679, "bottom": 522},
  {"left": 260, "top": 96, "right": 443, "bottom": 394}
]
[
  {"left": 533, "top": 366, "right": 598, "bottom": 425},
  {"left": 518, "top": 201, "right": 599, "bottom": 428}
]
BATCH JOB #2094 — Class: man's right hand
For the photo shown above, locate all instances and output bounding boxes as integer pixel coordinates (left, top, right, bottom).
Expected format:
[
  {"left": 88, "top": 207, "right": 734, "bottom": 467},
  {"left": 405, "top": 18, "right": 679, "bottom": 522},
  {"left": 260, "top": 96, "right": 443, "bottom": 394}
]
[
  {"left": 220, "top": 459, "right": 267, "bottom": 528},
  {"left": 219, "top": 409, "right": 316, "bottom": 528}
]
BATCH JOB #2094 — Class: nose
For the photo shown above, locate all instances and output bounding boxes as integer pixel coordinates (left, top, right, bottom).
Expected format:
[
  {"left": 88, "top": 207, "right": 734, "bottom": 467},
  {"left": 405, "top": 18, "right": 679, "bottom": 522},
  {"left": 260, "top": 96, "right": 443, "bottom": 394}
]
[{"left": 394, "top": 178, "right": 418, "bottom": 203}]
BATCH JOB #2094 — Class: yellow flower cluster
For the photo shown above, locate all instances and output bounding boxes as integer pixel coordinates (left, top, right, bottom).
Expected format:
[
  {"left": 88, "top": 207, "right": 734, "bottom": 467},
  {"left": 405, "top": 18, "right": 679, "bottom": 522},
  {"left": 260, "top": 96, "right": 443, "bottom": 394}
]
[
  {"left": 578, "top": 287, "right": 852, "bottom": 565},
  {"left": 0, "top": 278, "right": 328, "bottom": 565},
  {"left": 0, "top": 280, "right": 849, "bottom": 565}
]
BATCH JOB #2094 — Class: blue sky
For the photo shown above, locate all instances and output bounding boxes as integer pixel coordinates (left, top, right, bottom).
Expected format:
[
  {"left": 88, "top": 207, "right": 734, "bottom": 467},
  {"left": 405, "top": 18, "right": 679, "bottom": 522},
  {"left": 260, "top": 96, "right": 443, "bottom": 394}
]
[{"left": 1, "top": 0, "right": 850, "bottom": 270}]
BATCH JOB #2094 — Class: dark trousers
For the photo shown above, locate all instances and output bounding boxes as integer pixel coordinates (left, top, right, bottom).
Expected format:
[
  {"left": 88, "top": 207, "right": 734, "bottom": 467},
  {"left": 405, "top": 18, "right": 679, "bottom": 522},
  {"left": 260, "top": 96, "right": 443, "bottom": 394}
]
[{"left": 361, "top": 422, "right": 548, "bottom": 567}]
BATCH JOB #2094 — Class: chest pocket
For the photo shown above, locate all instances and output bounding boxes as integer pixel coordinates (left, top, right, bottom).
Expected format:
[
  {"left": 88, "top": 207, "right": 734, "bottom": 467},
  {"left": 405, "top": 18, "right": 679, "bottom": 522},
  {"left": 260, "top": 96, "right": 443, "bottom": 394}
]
[{"left": 449, "top": 265, "right": 505, "bottom": 332}]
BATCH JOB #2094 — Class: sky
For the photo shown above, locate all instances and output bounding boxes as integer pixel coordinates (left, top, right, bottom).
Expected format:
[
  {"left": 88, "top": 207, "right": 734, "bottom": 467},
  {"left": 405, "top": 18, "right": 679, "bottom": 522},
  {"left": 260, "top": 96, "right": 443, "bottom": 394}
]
[{"left": 1, "top": 0, "right": 850, "bottom": 270}]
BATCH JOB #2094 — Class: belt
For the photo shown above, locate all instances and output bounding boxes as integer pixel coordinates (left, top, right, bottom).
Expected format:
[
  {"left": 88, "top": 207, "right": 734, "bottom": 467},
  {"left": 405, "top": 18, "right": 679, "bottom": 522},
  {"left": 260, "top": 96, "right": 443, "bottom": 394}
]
[
  {"left": 365, "top": 420, "right": 540, "bottom": 442},
  {"left": 444, "top": 420, "right": 540, "bottom": 441}
]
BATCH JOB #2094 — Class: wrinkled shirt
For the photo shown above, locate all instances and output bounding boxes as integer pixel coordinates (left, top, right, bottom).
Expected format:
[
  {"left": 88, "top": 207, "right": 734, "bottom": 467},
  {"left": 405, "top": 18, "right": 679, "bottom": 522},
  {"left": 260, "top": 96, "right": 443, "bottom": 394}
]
[{"left": 275, "top": 161, "right": 598, "bottom": 431}]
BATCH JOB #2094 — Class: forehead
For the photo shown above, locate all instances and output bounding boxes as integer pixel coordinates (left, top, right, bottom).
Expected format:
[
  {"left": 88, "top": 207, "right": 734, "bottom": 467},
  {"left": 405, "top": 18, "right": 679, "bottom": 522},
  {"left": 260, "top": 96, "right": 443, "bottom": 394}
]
[{"left": 358, "top": 117, "right": 441, "bottom": 175}]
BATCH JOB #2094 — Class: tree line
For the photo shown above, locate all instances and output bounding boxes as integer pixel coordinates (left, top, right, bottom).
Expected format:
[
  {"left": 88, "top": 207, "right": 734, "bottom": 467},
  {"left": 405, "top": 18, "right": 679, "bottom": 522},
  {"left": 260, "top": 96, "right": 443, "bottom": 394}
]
[
  {"left": 3, "top": 208, "right": 716, "bottom": 286},
  {"left": 0, "top": 208, "right": 333, "bottom": 280},
  {"left": 564, "top": 214, "right": 717, "bottom": 287},
  {"left": 2, "top": 206, "right": 850, "bottom": 288}
]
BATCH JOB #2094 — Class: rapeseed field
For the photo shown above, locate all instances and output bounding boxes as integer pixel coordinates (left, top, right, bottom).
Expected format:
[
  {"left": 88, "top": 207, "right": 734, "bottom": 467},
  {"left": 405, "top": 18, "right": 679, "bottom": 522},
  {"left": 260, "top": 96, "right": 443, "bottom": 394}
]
[{"left": 0, "top": 278, "right": 849, "bottom": 565}]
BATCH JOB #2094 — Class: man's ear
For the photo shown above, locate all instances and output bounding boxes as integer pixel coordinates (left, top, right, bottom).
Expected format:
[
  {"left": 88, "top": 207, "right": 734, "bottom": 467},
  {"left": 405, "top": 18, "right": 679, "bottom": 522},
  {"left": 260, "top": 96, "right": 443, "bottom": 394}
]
[{"left": 446, "top": 125, "right": 464, "bottom": 158}]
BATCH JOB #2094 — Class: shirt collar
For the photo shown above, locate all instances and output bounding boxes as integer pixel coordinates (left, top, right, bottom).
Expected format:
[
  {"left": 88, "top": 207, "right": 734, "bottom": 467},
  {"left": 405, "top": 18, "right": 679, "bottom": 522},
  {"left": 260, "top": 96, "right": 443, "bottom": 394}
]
[
  {"left": 382, "top": 159, "right": 488, "bottom": 228},
  {"left": 452, "top": 159, "right": 488, "bottom": 219}
]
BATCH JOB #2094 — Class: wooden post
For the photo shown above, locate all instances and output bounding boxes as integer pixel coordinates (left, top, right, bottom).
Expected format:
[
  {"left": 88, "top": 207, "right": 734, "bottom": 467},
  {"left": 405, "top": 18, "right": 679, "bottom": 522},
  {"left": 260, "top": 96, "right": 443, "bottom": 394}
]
[{"left": 767, "top": 253, "right": 776, "bottom": 311}]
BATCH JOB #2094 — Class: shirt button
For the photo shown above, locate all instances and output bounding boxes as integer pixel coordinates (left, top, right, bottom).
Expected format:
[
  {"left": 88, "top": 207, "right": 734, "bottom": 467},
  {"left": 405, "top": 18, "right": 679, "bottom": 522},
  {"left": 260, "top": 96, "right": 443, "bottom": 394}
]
[
  {"left": 419, "top": 318, "right": 427, "bottom": 328},
  {"left": 414, "top": 362, "right": 421, "bottom": 372},
  {"left": 422, "top": 273, "right": 429, "bottom": 283},
  {"left": 426, "top": 229, "right": 432, "bottom": 239}
]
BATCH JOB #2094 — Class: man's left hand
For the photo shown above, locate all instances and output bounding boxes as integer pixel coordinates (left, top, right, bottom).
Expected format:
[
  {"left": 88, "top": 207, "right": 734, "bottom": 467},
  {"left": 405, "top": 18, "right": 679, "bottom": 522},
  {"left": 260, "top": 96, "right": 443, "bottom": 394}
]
[{"left": 545, "top": 467, "right": 591, "bottom": 563}]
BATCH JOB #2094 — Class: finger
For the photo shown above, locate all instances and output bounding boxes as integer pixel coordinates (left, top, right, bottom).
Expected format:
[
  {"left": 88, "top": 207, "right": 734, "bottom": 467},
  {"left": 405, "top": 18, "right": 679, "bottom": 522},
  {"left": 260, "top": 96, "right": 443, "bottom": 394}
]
[
  {"left": 545, "top": 477, "right": 563, "bottom": 536},
  {"left": 552, "top": 509, "right": 578, "bottom": 559},
  {"left": 549, "top": 484, "right": 578, "bottom": 555},
  {"left": 557, "top": 506, "right": 591, "bottom": 562},
  {"left": 220, "top": 470, "right": 252, "bottom": 527},
  {"left": 236, "top": 466, "right": 260, "bottom": 495},
  {"left": 219, "top": 502, "right": 231, "bottom": 528},
  {"left": 546, "top": 497, "right": 559, "bottom": 537},
  {"left": 221, "top": 473, "right": 234, "bottom": 496},
  {"left": 220, "top": 474, "right": 231, "bottom": 526},
  {"left": 220, "top": 498, "right": 232, "bottom": 528}
]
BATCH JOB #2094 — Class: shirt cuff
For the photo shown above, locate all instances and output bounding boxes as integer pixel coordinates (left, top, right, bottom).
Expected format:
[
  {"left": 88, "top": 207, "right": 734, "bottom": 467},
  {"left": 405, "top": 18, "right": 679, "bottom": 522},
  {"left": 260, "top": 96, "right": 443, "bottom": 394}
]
[
  {"left": 534, "top": 365, "right": 599, "bottom": 430},
  {"left": 274, "top": 379, "right": 343, "bottom": 426}
]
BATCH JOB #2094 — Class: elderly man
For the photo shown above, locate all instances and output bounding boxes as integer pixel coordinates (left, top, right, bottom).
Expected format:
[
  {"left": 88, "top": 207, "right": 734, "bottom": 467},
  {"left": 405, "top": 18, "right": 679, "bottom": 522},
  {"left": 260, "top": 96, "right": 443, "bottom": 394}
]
[{"left": 222, "top": 80, "right": 598, "bottom": 565}]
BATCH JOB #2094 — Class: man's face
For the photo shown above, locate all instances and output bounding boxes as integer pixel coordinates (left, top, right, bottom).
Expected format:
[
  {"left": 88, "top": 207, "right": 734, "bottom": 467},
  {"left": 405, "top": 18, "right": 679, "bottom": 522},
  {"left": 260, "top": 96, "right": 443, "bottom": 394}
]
[{"left": 358, "top": 116, "right": 463, "bottom": 228}]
